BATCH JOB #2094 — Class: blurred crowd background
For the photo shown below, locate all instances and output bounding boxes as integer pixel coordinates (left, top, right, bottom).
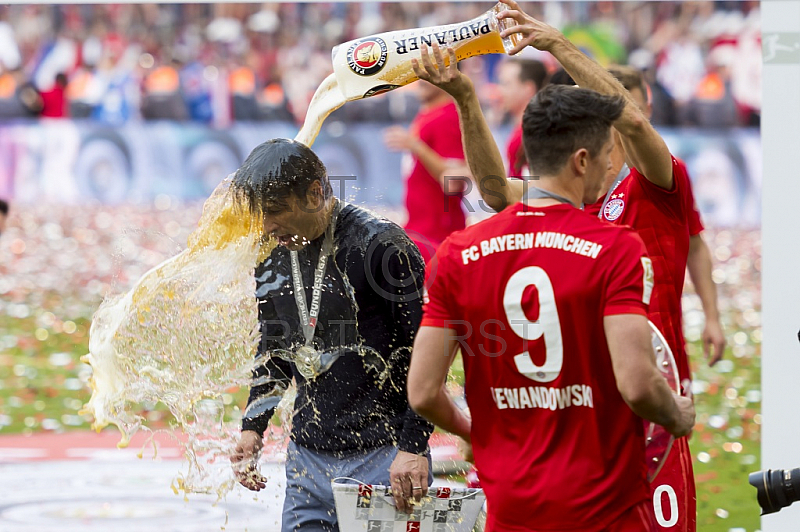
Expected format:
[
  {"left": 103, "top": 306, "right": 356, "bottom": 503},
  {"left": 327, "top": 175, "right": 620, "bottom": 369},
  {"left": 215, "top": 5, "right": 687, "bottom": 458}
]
[
  {"left": 0, "top": 3, "right": 764, "bottom": 529},
  {"left": 0, "top": 1, "right": 761, "bottom": 128}
]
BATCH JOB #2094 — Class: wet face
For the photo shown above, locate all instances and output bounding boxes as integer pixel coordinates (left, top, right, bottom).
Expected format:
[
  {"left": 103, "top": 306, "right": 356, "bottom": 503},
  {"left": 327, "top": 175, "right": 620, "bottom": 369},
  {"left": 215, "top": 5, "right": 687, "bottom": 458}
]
[{"left": 261, "top": 182, "right": 329, "bottom": 250}]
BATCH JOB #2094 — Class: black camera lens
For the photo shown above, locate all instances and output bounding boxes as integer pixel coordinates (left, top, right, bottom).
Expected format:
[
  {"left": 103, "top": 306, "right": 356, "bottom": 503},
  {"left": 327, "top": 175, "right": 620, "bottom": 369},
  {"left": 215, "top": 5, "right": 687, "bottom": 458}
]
[{"left": 749, "top": 468, "right": 800, "bottom": 515}]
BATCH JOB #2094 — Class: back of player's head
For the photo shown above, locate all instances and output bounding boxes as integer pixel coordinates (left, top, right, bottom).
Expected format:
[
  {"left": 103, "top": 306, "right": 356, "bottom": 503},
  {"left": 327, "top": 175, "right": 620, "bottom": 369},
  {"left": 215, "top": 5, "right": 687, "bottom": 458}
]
[
  {"left": 521, "top": 85, "right": 625, "bottom": 176},
  {"left": 607, "top": 65, "right": 647, "bottom": 100},
  {"left": 0, "top": 199, "right": 8, "bottom": 216},
  {"left": 232, "top": 138, "right": 332, "bottom": 215},
  {"left": 512, "top": 59, "right": 548, "bottom": 91}
]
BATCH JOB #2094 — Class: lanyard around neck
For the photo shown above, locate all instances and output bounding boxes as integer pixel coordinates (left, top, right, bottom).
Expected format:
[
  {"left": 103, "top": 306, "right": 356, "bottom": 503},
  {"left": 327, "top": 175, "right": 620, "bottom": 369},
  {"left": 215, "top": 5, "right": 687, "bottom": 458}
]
[
  {"left": 523, "top": 186, "right": 577, "bottom": 208},
  {"left": 598, "top": 163, "right": 628, "bottom": 219},
  {"left": 289, "top": 202, "right": 339, "bottom": 347}
]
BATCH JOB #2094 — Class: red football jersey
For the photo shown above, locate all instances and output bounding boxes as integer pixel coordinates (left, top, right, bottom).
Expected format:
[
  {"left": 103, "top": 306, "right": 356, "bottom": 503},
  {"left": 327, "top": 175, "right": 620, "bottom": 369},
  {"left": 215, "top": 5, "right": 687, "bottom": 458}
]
[
  {"left": 404, "top": 100, "right": 466, "bottom": 259},
  {"left": 599, "top": 156, "right": 697, "bottom": 381},
  {"left": 586, "top": 159, "right": 703, "bottom": 235},
  {"left": 422, "top": 202, "right": 653, "bottom": 531}
]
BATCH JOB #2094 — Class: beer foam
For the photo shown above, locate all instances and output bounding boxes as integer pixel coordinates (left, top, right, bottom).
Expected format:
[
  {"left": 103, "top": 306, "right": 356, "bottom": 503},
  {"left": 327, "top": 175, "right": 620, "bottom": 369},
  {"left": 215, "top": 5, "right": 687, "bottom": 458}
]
[{"left": 295, "top": 73, "right": 347, "bottom": 148}]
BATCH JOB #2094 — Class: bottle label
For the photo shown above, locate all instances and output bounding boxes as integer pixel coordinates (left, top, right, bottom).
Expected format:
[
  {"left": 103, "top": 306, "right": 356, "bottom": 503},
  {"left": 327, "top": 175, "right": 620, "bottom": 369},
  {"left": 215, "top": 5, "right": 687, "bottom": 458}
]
[
  {"left": 346, "top": 38, "right": 389, "bottom": 76},
  {"left": 393, "top": 17, "right": 491, "bottom": 55}
]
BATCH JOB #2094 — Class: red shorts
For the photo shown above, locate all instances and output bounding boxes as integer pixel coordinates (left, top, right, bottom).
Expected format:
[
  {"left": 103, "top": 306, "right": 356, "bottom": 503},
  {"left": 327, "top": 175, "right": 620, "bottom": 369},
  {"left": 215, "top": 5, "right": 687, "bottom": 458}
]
[
  {"left": 649, "top": 436, "right": 696, "bottom": 532},
  {"left": 484, "top": 500, "right": 655, "bottom": 532}
]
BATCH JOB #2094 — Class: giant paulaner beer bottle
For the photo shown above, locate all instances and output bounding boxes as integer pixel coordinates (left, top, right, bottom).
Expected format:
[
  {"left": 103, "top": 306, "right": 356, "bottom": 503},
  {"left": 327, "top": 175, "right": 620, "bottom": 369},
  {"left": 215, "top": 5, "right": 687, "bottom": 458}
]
[
  {"left": 294, "top": 2, "right": 521, "bottom": 146},
  {"left": 331, "top": 2, "right": 521, "bottom": 101}
]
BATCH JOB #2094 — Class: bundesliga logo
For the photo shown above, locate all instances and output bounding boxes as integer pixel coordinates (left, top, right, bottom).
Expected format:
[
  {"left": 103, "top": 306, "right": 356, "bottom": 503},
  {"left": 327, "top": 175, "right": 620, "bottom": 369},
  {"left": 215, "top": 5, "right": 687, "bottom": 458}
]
[
  {"left": 347, "top": 38, "right": 388, "bottom": 76},
  {"left": 603, "top": 198, "right": 625, "bottom": 221}
]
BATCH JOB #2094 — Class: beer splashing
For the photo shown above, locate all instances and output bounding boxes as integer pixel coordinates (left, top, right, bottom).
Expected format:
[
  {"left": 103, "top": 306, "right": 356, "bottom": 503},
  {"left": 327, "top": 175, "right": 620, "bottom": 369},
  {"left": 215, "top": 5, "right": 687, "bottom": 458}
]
[
  {"left": 295, "top": 73, "right": 347, "bottom": 148},
  {"left": 81, "top": 52, "right": 409, "bottom": 498},
  {"left": 81, "top": 176, "right": 279, "bottom": 495}
]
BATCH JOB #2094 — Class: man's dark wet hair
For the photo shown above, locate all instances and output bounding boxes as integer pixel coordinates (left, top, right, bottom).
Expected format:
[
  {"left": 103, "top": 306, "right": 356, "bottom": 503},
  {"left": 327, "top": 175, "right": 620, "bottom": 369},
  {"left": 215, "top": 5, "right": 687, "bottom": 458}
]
[
  {"left": 0, "top": 199, "right": 8, "bottom": 216},
  {"left": 231, "top": 138, "right": 332, "bottom": 216},
  {"left": 522, "top": 84, "right": 625, "bottom": 177}
]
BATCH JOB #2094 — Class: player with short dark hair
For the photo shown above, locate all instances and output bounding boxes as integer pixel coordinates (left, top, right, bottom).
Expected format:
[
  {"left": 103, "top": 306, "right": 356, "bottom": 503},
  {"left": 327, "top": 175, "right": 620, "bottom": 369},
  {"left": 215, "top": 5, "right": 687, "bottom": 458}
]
[{"left": 407, "top": 43, "right": 694, "bottom": 532}]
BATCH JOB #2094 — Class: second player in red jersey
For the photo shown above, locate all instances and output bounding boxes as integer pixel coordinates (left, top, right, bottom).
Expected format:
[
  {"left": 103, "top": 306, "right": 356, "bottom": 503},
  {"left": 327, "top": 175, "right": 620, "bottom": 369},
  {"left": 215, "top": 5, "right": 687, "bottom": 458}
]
[{"left": 422, "top": 202, "right": 658, "bottom": 530}]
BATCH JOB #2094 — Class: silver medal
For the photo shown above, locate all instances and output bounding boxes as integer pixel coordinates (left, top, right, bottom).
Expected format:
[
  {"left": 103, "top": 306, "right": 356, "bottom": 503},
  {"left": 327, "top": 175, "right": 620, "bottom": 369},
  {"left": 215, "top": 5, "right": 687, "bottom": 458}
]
[{"left": 295, "top": 345, "right": 322, "bottom": 380}]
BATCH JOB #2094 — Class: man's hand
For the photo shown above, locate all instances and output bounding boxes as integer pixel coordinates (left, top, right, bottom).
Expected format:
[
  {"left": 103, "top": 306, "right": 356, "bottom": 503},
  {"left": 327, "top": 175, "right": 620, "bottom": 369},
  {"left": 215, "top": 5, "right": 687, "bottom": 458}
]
[
  {"left": 666, "top": 395, "right": 696, "bottom": 438},
  {"left": 411, "top": 43, "right": 475, "bottom": 102},
  {"left": 383, "top": 126, "right": 417, "bottom": 152},
  {"left": 703, "top": 319, "right": 726, "bottom": 366},
  {"left": 389, "top": 450, "right": 430, "bottom": 513},
  {"left": 497, "top": 0, "right": 566, "bottom": 55},
  {"left": 231, "top": 430, "right": 267, "bottom": 491}
]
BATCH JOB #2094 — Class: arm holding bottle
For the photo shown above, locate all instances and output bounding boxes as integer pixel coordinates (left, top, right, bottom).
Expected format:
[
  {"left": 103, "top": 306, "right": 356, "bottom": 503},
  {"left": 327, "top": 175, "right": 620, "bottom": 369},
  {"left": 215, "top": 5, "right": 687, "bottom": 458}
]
[
  {"left": 411, "top": 44, "right": 524, "bottom": 211},
  {"left": 498, "top": 0, "right": 673, "bottom": 190}
]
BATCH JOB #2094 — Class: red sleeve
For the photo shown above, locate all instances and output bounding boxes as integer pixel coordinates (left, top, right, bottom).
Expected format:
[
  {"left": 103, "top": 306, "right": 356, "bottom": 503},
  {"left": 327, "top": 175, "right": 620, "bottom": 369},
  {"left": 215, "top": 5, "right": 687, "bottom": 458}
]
[
  {"left": 630, "top": 156, "right": 691, "bottom": 225},
  {"left": 420, "top": 238, "right": 460, "bottom": 329},
  {"left": 419, "top": 103, "right": 465, "bottom": 161},
  {"left": 603, "top": 228, "right": 652, "bottom": 317},
  {"left": 677, "top": 159, "right": 705, "bottom": 235}
]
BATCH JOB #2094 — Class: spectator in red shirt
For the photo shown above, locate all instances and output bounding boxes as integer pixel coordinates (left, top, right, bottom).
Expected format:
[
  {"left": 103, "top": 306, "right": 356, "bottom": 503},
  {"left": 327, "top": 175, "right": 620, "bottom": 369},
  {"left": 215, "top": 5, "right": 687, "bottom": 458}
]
[
  {"left": 497, "top": 58, "right": 547, "bottom": 177},
  {"left": 40, "top": 73, "right": 68, "bottom": 118},
  {"left": 383, "top": 81, "right": 467, "bottom": 263}
]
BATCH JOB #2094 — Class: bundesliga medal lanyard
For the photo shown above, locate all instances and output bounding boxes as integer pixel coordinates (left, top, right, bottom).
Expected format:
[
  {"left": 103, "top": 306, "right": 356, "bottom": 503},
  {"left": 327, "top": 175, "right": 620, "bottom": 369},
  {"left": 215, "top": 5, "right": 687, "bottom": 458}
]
[{"left": 289, "top": 202, "right": 340, "bottom": 380}]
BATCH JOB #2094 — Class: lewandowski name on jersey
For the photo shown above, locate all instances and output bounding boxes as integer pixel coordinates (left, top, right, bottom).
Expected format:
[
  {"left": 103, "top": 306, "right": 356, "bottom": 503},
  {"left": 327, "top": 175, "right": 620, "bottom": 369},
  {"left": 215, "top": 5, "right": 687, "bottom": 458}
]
[
  {"left": 490, "top": 384, "right": 594, "bottom": 411},
  {"left": 460, "top": 231, "right": 604, "bottom": 265}
]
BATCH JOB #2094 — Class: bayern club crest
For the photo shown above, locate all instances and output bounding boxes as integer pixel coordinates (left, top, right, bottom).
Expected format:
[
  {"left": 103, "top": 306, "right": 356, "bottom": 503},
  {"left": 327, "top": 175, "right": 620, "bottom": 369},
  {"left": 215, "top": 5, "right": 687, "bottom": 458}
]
[
  {"left": 603, "top": 198, "right": 625, "bottom": 221},
  {"left": 347, "top": 38, "right": 388, "bottom": 76}
]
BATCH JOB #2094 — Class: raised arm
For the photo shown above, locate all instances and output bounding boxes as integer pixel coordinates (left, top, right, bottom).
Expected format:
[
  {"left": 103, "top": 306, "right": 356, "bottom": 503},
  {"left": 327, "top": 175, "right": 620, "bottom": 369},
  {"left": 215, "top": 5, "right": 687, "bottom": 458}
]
[
  {"left": 498, "top": 0, "right": 673, "bottom": 190},
  {"left": 411, "top": 43, "right": 524, "bottom": 211}
]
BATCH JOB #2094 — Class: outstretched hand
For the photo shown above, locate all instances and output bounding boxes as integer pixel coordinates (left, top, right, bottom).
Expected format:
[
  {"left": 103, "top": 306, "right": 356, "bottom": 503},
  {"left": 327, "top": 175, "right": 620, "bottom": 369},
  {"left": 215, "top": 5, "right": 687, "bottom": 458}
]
[
  {"left": 496, "top": 0, "right": 565, "bottom": 55},
  {"left": 231, "top": 430, "right": 267, "bottom": 491},
  {"left": 411, "top": 43, "right": 474, "bottom": 101}
]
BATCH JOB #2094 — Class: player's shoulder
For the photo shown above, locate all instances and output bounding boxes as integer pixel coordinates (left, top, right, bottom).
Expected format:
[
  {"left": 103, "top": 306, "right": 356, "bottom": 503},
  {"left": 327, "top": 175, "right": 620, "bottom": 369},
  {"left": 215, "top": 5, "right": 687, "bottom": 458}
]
[
  {"left": 574, "top": 208, "right": 645, "bottom": 249},
  {"left": 629, "top": 154, "right": 690, "bottom": 191},
  {"left": 435, "top": 207, "right": 509, "bottom": 258}
]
